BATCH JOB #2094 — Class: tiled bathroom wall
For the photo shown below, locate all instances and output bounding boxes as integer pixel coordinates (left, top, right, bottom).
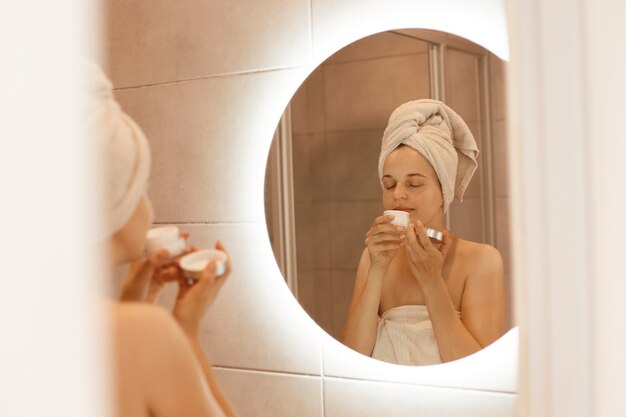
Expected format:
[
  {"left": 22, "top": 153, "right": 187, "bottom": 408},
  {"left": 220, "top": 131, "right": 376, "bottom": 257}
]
[
  {"left": 444, "top": 49, "right": 513, "bottom": 327},
  {"left": 104, "top": 1, "right": 516, "bottom": 416}
]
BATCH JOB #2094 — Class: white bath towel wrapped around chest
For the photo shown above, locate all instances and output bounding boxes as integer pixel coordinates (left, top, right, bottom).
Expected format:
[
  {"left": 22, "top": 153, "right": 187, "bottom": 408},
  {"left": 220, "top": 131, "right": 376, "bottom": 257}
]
[{"left": 372, "top": 305, "right": 460, "bottom": 366}]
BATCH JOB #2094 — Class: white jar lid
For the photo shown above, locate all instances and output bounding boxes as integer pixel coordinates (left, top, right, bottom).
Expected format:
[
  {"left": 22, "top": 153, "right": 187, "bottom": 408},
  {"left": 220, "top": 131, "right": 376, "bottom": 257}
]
[{"left": 180, "top": 249, "right": 228, "bottom": 279}]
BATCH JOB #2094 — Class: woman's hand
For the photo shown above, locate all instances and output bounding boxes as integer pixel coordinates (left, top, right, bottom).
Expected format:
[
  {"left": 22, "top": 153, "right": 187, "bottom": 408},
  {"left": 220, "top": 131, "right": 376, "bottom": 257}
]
[
  {"left": 364, "top": 214, "right": 406, "bottom": 269},
  {"left": 120, "top": 232, "right": 196, "bottom": 302},
  {"left": 405, "top": 221, "right": 451, "bottom": 287},
  {"left": 172, "top": 241, "right": 231, "bottom": 335}
]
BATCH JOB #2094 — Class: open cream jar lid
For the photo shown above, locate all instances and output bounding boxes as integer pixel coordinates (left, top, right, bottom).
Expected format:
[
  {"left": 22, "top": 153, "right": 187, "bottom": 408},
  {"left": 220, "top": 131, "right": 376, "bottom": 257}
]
[
  {"left": 426, "top": 227, "right": 444, "bottom": 243},
  {"left": 179, "top": 249, "right": 228, "bottom": 282}
]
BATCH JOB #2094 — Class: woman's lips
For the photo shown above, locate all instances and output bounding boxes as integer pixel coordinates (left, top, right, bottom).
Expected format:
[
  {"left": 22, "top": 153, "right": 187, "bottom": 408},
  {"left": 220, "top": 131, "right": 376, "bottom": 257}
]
[{"left": 393, "top": 207, "right": 414, "bottom": 212}]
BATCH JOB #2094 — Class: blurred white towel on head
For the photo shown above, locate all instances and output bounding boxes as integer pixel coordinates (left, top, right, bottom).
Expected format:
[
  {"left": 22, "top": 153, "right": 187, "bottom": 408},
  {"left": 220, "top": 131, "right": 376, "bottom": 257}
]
[
  {"left": 84, "top": 62, "right": 151, "bottom": 240},
  {"left": 372, "top": 305, "right": 460, "bottom": 366},
  {"left": 378, "top": 99, "right": 479, "bottom": 213}
]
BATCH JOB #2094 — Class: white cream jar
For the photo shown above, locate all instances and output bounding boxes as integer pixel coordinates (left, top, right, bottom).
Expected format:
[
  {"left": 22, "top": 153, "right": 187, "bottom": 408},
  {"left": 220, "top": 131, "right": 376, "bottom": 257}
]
[{"left": 145, "top": 226, "right": 185, "bottom": 257}]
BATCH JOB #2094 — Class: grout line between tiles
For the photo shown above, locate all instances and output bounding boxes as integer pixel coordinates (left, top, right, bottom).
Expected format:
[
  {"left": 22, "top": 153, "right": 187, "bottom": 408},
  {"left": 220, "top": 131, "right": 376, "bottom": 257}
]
[
  {"left": 113, "top": 64, "right": 312, "bottom": 91},
  {"left": 153, "top": 221, "right": 263, "bottom": 225},
  {"left": 321, "top": 374, "right": 517, "bottom": 395},
  {"left": 211, "top": 364, "right": 320, "bottom": 378},
  {"left": 308, "top": 0, "right": 314, "bottom": 64},
  {"left": 297, "top": 268, "right": 355, "bottom": 273},
  {"left": 293, "top": 127, "right": 384, "bottom": 135},
  {"left": 212, "top": 352, "right": 516, "bottom": 396},
  {"left": 323, "top": 50, "right": 430, "bottom": 67}
]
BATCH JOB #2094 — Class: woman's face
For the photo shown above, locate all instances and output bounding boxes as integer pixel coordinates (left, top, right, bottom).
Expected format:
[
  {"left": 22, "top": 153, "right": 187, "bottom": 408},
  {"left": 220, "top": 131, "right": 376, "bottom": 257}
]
[
  {"left": 382, "top": 146, "right": 444, "bottom": 227},
  {"left": 112, "top": 194, "right": 154, "bottom": 263}
]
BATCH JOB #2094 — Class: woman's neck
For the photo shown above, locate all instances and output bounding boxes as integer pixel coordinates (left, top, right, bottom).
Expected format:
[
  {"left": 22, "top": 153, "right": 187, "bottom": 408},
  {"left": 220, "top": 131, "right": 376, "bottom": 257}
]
[{"left": 423, "top": 213, "right": 446, "bottom": 232}]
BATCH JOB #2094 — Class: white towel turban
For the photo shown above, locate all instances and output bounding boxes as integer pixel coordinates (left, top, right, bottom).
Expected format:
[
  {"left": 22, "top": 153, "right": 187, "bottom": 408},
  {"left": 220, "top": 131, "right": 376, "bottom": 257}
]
[
  {"left": 86, "top": 63, "right": 151, "bottom": 240},
  {"left": 378, "top": 99, "right": 479, "bottom": 213}
]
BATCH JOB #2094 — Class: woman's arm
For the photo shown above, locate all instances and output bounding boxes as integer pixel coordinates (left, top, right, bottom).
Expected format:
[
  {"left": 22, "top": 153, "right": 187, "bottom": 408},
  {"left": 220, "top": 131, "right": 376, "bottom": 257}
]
[
  {"left": 341, "top": 249, "right": 387, "bottom": 356},
  {"left": 172, "top": 241, "right": 237, "bottom": 417},
  {"left": 119, "top": 242, "right": 195, "bottom": 303},
  {"left": 405, "top": 222, "right": 505, "bottom": 362},
  {"left": 341, "top": 214, "right": 405, "bottom": 356}
]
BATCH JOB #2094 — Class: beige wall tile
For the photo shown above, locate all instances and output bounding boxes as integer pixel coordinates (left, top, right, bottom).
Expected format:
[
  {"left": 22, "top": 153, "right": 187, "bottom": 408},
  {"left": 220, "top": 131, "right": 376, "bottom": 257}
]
[
  {"left": 214, "top": 368, "right": 322, "bottom": 417},
  {"left": 467, "top": 120, "right": 484, "bottom": 149},
  {"left": 495, "top": 196, "right": 512, "bottom": 273},
  {"left": 330, "top": 270, "right": 357, "bottom": 339},
  {"left": 296, "top": 269, "right": 339, "bottom": 339},
  {"left": 313, "top": 269, "right": 334, "bottom": 335},
  {"left": 291, "top": 69, "right": 326, "bottom": 135},
  {"left": 489, "top": 55, "right": 508, "bottom": 121},
  {"left": 323, "top": 53, "right": 430, "bottom": 132},
  {"left": 504, "top": 272, "right": 514, "bottom": 330},
  {"left": 492, "top": 120, "right": 510, "bottom": 197},
  {"left": 176, "top": 223, "right": 323, "bottom": 375},
  {"left": 292, "top": 133, "right": 329, "bottom": 204},
  {"left": 114, "top": 67, "right": 309, "bottom": 223},
  {"left": 296, "top": 270, "right": 317, "bottom": 319},
  {"left": 325, "top": 31, "right": 429, "bottom": 64},
  {"left": 495, "top": 196, "right": 513, "bottom": 327},
  {"left": 105, "top": 0, "right": 312, "bottom": 88},
  {"left": 329, "top": 201, "right": 383, "bottom": 269},
  {"left": 324, "top": 377, "right": 516, "bottom": 417},
  {"left": 295, "top": 201, "right": 331, "bottom": 271},
  {"left": 326, "top": 129, "right": 383, "bottom": 202},
  {"left": 444, "top": 48, "right": 481, "bottom": 123},
  {"left": 448, "top": 197, "right": 485, "bottom": 243}
]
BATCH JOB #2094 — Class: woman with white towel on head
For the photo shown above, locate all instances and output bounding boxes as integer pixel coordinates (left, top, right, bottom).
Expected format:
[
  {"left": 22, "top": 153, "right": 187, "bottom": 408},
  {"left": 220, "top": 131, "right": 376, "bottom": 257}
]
[
  {"left": 341, "top": 99, "right": 505, "bottom": 366},
  {"left": 88, "top": 63, "right": 237, "bottom": 417}
]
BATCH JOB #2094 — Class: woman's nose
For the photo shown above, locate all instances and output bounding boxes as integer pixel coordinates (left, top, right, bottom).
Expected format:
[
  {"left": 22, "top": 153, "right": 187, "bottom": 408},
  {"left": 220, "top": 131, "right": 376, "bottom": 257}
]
[{"left": 393, "top": 183, "right": 408, "bottom": 199}]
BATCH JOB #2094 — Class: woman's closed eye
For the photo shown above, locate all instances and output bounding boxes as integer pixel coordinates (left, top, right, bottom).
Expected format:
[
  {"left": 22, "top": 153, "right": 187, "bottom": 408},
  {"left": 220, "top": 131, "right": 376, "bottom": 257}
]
[{"left": 383, "top": 180, "right": 396, "bottom": 190}]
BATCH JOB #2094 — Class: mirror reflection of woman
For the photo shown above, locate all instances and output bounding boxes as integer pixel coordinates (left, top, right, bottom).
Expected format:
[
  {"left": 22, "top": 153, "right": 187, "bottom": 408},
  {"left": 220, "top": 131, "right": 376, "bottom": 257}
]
[
  {"left": 341, "top": 99, "right": 505, "bottom": 365},
  {"left": 89, "top": 64, "right": 237, "bottom": 416}
]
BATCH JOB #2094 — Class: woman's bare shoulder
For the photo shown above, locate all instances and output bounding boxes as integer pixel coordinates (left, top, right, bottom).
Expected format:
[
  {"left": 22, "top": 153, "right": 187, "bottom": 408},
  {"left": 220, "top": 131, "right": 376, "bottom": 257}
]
[
  {"left": 108, "top": 302, "right": 184, "bottom": 353},
  {"left": 109, "top": 302, "right": 176, "bottom": 331},
  {"left": 454, "top": 238, "right": 504, "bottom": 276},
  {"left": 107, "top": 303, "right": 219, "bottom": 417}
]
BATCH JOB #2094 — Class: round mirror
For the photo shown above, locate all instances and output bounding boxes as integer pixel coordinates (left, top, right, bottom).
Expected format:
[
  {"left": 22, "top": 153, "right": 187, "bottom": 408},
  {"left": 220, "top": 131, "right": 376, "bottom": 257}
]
[{"left": 265, "top": 29, "right": 513, "bottom": 366}]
